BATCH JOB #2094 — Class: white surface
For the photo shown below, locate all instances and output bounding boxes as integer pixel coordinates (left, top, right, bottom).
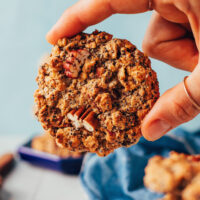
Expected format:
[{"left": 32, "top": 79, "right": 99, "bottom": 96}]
[{"left": 0, "top": 136, "right": 88, "bottom": 200}]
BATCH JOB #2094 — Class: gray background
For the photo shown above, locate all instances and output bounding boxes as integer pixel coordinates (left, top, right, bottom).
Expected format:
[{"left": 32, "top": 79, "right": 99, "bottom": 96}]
[{"left": 0, "top": 0, "right": 199, "bottom": 136}]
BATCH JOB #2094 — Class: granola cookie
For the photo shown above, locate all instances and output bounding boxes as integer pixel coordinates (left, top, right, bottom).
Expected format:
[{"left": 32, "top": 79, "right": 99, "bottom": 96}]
[
  {"left": 32, "top": 133, "right": 82, "bottom": 158},
  {"left": 144, "top": 152, "right": 200, "bottom": 200},
  {"left": 34, "top": 30, "right": 159, "bottom": 156}
]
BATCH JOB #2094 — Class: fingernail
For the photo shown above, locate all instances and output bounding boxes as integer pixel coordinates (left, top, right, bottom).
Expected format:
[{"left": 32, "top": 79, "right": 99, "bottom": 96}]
[{"left": 146, "top": 119, "right": 171, "bottom": 141}]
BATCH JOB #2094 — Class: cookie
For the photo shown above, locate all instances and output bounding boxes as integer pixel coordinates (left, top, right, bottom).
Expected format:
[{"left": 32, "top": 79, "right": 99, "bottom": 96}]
[
  {"left": 144, "top": 152, "right": 200, "bottom": 200},
  {"left": 0, "top": 153, "right": 15, "bottom": 188},
  {"left": 34, "top": 30, "right": 159, "bottom": 156},
  {"left": 32, "top": 133, "right": 82, "bottom": 158},
  {"left": 0, "top": 153, "right": 15, "bottom": 177}
]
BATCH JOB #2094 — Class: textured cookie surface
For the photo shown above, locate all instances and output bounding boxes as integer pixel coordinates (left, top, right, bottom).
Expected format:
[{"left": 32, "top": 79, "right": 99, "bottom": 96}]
[
  {"left": 144, "top": 152, "right": 200, "bottom": 200},
  {"left": 34, "top": 30, "right": 159, "bottom": 156}
]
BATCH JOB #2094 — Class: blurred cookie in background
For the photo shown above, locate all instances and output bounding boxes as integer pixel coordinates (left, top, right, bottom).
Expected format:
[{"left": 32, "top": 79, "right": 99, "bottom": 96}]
[
  {"left": 144, "top": 151, "right": 200, "bottom": 200},
  {"left": 31, "top": 133, "right": 82, "bottom": 158},
  {"left": 0, "top": 153, "right": 15, "bottom": 188}
]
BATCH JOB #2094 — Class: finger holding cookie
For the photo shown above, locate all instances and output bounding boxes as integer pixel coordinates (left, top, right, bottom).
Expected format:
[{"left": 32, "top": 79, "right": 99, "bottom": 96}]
[
  {"left": 46, "top": 0, "right": 152, "bottom": 44},
  {"left": 142, "top": 0, "right": 200, "bottom": 141}
]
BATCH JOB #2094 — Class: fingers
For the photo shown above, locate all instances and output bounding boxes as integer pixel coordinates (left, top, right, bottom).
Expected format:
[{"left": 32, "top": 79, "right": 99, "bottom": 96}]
[
  {"left": 152, "top": 0, "right": 188, "bottom": 23},
  {"left": 142, "top": 10, "right": 200, "bottom": 140},
  {"left": 142, "top": 65, "right": 200, "bottom": 141},
  {"left": 46, "top": 0, "right": 113, "bottom": 44},
  {"left": 178, "top": 0, "right": 200, "bottom": 48},
  {"left": 46, "top": 0, "right": 150, "bottom": 44},
  {"left": 143, "top": 12, "right": 199, "bottom": 72}
]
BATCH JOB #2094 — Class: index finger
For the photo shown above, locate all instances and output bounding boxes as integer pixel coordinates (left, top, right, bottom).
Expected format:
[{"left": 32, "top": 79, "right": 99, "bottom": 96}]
[{"left": 46, "top": 0, "right": 150, "bottom": 44}]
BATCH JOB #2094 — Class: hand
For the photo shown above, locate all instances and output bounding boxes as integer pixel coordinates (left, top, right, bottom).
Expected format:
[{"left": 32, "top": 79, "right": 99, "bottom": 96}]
[{"left": 46, "top": 0, "right": 200, "bottom": 141}]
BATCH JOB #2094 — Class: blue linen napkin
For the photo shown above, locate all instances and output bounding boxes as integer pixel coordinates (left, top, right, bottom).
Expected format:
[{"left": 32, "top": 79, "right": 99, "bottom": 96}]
[{"left": 80, "top": 129, "right": 200, "bottom": 200}]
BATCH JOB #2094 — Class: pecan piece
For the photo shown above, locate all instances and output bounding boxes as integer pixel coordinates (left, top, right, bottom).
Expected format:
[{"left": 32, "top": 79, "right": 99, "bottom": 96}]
[
  {"left": 67, "top": 108, "right": 84, "bottom": 129},
  {"left": 73, "top": 107, "right": 85, "bottom": 128},
  {"left": 63, "top": 49, "right": 90, "bottom": 78},
  {"left": 67, "top": 109, "right": 76, "bottom": 121},
  {"left": 83, "top": 111, "right": 98, "bottom": 132},
  {"left": 80, "top": 108, "right": 92, "bottom": 121},
  {"left": 67, "top": 107, "right": 99, "bottom": 132},
  {"left": 63, "top": 62, "right": 78, "bottom": 78}
]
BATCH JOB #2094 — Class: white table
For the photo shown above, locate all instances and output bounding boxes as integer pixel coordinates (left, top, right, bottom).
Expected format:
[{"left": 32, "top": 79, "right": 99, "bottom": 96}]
[{"left": 0, "top": 136, "right": 88, "bottom": 200}]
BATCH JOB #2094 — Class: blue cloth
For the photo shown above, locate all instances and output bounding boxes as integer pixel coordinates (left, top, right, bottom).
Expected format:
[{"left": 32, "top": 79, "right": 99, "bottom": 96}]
[{"left": 80, "top": 129, "right": 200, "bottom": 200}]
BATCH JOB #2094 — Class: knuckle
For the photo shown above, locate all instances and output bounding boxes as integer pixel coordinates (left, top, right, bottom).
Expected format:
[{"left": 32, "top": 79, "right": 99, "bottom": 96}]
[
  {"left": 172, "top": 101, "right": 193, "bottom": 123},
  {"left": 142, "top": 39, "right": 157, "bottom": 57},
  {"left": 174, "top": 0, "right": 191, "bottom": 14}
]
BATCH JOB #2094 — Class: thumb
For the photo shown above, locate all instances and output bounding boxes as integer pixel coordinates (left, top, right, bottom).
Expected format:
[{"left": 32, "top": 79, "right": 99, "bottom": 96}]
[{"left": 142, "top": 66, "right": 200, "bottom": 141}]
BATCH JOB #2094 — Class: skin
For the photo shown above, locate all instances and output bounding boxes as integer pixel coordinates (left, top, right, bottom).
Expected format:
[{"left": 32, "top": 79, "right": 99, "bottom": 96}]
[{"left": 46, "top": 0, "right": 200, "bottom": 141}]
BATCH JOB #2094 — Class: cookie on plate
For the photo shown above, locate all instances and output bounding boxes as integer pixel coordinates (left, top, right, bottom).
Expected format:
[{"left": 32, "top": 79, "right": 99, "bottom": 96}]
[
  {"left": 32, "top": 133, "right": 82, "bottom": 158},
  {"left": 34, "top": 30, "right": 159, "bottom": 156},
  {"left": 144, "top": 152, "right": 200, "bottom": 200}
]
